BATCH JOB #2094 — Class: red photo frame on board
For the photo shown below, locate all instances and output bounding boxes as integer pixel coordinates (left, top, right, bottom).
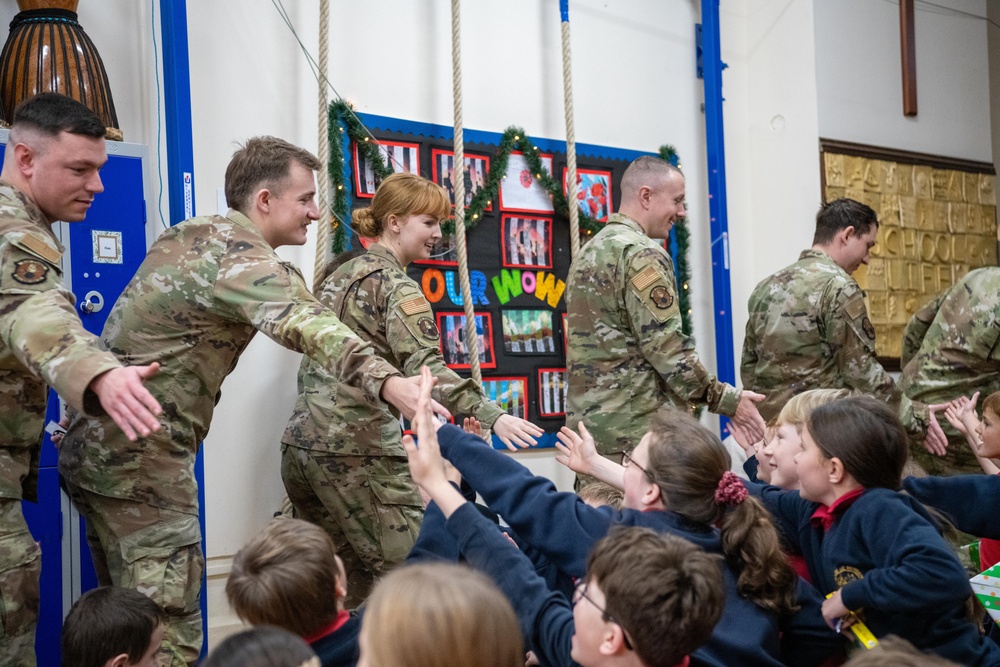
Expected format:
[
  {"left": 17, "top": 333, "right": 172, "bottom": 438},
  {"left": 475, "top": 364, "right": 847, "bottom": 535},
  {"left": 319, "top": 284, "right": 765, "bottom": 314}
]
[
  {"left": 499, "top": 150, "right": 555, "bottom": 214},
  {"left": 436, "top": 311, "right": 497, "bottom": 370},
  {"left": 563, "top": 168, "right": 612, "bottom": 223},
  {"left": 501, "top": 215, "right": 553, "bottom": 269},
  {"left": 481, "top": 376, "right": 529, "bottom": 420},
  {"left": 431, "top": 149, "right": 492, "bottom": 210},
  {"left": 353, "top": 140, "right": 421, "bottom": 198},
  {"left": 536, "top": 367, "right": 567, "bottom": 417}
]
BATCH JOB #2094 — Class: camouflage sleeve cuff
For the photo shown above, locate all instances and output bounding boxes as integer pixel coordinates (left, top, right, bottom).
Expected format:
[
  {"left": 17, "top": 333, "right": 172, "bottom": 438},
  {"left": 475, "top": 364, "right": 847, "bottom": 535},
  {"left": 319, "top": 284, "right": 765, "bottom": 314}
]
[
  {"left": 897, "top": 395, "right": 928, "bottom": 436},
  {"left": 363, "top": 357, "right": 404, "bottom": 403},
  {"left": 714, "top": 383, "right": 741, "bottom": 417},
  {"left": 473, "top": 401, "right": 505, "bottom": 428}
]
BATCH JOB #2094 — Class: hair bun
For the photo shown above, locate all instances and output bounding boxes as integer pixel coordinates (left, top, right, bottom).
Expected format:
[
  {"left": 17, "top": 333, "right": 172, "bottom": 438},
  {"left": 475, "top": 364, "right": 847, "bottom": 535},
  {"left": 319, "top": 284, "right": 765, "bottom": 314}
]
[{"left": 351, "top": 206, "right": 381, "bottom": 237}]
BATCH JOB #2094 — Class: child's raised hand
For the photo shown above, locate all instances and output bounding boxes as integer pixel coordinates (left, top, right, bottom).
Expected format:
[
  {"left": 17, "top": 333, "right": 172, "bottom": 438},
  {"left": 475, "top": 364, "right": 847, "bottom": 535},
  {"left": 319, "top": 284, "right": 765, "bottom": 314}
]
[
  {"left": 462, "top": 417, "right": 483, "bottom": 438},
  {"left": 402, "top": 367, "right": 449, "bottom": 491},
  {"left": 555, "top": 422, "right": 598, "bottom": 474}
]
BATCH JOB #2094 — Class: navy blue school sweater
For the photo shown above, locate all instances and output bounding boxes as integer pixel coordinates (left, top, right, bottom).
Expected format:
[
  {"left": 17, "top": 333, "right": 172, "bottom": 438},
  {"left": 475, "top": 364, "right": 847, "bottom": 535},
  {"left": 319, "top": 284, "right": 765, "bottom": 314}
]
[
  {"left": 437, "top": 425, "right": 843, "bottom": 667},
  {"left": 903, "top": 473, "right": 1000, "bottom": 540},
  {"left": 749, "top": 482, "right": 1000, "bottom": 666},
  {"left": 309, "top": 614, "right": 361, "bottom": 667},
  {"left": 446, "top": 500, "right": 581, "bottom": 667}
]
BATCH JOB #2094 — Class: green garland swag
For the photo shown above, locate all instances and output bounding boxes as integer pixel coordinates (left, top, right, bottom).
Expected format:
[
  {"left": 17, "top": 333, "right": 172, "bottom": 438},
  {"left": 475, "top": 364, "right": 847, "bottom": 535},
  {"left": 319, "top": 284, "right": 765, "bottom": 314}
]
[{"left": 327, "top": 100, "right": 694, "bottom": 340}]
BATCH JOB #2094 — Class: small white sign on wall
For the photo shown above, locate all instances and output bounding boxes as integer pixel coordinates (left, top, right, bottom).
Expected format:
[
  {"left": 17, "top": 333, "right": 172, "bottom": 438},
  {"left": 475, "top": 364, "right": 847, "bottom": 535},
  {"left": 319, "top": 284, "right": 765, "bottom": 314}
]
[{"left": 92, "top": 230, "right": 123, "bottom": 264}]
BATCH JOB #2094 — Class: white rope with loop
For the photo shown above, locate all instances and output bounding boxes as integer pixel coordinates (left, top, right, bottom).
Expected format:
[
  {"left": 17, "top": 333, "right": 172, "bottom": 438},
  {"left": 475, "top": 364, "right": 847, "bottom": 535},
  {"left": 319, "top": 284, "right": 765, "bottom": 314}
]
[
  {"left": 313, "top": 0, "right": 331, "bottom": 292},
  {"left": 450, "top": 0, "right": 483, "bottom": 386},
  {"left": 561, "top": 1, "right": 581, "bottom": 259}
]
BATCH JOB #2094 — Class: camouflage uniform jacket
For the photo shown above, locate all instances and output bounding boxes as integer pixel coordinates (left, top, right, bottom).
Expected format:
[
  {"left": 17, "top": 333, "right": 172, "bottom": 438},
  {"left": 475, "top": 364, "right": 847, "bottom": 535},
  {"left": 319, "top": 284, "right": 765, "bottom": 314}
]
[
  {"left": 741, "top": 249, "right": 898, "bottom": 423},
  {"left": 898, "top": 267, "right": 1000, "bottom": 452},
  {"left": 566, "top": 213, "right": 740, "bottom": 455},
  {"left": 282, "top": 243, "right": 503, "bottom": 457},
  {"left": 58, "top": 210, "right": 400, "bottom": 513},
  {"left": 0, "top": 182, "right": 120, "bottom": 501}
]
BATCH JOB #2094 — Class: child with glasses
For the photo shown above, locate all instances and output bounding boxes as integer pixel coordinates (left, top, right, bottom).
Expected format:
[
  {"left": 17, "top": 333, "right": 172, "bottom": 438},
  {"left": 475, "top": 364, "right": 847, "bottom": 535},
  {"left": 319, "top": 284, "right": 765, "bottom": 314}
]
[
  {"left": 406, "top": 367, "right": 842, "bottom": 666},
  {"left": 403, "top": 367, "right": 724, "bottom": 667}
]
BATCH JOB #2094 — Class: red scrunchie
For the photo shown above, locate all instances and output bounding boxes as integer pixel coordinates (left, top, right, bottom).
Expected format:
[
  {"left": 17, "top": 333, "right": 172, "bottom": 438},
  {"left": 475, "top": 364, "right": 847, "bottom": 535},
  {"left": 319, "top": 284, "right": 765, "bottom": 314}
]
[{"left": 714, "top": 470, "right": 748, "bottom": 508}]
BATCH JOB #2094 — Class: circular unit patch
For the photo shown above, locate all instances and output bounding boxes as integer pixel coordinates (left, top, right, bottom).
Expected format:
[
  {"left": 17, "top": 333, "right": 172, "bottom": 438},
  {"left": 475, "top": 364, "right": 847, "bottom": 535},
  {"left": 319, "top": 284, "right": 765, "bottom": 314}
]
[
  {"left": 418, "top": 317, "right": 440, "bottom": 341},
  {"left": 649, "top": 285, "right": 674, "bottom": 310}
]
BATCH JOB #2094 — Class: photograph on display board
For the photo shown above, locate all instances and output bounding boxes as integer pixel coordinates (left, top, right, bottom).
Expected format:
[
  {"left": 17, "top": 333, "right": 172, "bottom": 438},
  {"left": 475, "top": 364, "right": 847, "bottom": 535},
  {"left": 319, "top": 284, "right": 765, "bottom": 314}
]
[
  {"left": 501, "top": 309, "right": 556, "bottom": 354},
  {"left": 437, "top": 312, "right": 496, "bottom": 370},
  {"left": 482, "top": 377, "right": 528, "bottom": 420},
  {"left": 499, "top": 151, "right": 555, "bottom": 213},
  {"left": 353, "top": 140, "right": 421, "bottom": 198},
  {"left": 537, "top": 367, "right": 567, "bottom": 417},
  {"left": 563, "top": 168, "right": 612, "bottom": 222},
  {"left": 501, "top": 215, "right": 552, "bottom": 269},
  {"left": 431, "top": 149, "right": 491, "bottom": 209}
]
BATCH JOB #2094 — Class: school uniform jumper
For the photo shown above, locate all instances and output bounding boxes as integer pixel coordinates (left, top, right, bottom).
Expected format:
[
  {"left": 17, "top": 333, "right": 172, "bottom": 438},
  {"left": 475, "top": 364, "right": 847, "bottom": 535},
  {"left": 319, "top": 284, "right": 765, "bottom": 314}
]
[
  {"left": 750, "top": 483, "right": 1000, "bottom": 665},
  {"left": 437, "top": 425, "right": 842, "bottom": 667}
]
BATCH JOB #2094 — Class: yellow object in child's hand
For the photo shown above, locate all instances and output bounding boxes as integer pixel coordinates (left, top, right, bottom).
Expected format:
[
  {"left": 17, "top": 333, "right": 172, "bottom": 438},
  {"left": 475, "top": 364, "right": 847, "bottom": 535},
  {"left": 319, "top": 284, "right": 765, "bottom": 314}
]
[{"left": 826, "top": 593, "right": 879, "bottom": 650}]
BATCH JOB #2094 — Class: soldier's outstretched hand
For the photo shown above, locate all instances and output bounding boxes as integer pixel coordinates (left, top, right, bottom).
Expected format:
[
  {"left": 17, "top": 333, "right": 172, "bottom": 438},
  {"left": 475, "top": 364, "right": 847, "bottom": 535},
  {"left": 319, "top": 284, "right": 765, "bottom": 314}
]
[
  {"left": 730, "top": 390, "right": 767, "bottom": 443},
  {"left": 382, "top": 375, "right": 452, "bottom": 422},
  {"left": 492, "top": 414, "right": 543, "bottom": 451},
  {"left": 923, "top": 403, "right": 950, "bottom": 456},
  {"left": 89, "top": 363, "right": 163, "bottom": 441}
]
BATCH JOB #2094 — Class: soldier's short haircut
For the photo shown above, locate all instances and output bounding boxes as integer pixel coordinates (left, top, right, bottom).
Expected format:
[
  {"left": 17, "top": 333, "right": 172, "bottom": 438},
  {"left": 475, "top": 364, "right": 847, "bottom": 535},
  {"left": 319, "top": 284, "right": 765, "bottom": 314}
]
[
  {"left": 225, "top": 136, "right": 321, "bottom": 212},
  {"left": 620, "top": 156, "right": 680, "bottom": 201},
  {"left": 61, "top": 586, "right": 166, "bottom": 667},
  {"left": 813, "top": 197, "right": 878, "bottom": 245},
  {"left": 586, "top": 527, "right": 724, "bottom": 667},
  {"left": 226, "top": 518, "right": 341, "bottom": 637},
  {"left": 10, "top": 92, "right": 105, "bottom": 141},
  {"left": 983, "top": 391, "right": 1000, "bottom": 420}
]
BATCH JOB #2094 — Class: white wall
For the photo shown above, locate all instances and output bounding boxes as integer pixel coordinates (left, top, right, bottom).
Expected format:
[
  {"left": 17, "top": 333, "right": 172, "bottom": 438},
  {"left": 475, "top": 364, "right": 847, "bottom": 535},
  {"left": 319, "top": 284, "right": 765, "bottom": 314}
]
[
  {"left": 814, "top": 0, "right": 991, "bottom": 162},
  {"left": 720, "top": 0, "right": 822, "bottom": 375}
]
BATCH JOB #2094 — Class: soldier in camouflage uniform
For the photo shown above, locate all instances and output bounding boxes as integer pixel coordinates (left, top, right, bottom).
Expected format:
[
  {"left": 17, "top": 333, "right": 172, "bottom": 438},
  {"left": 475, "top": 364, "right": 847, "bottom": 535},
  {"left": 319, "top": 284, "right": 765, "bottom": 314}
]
[
  {"left": 58, "top": 138, "right": 441, "bottom": 666},
  {"left": 566, "top": 156, "right": 765, "bottom": 460},
  {"left": 282, "top": 173, "right": 541, "bottom": 607},
  {"left": 741, "top": 198, "right": 898, "bottom": 423},
  {"left": 0, "top": 94, "right": 163, "bottom": 666},
  {"left": 898, "top": 267, "right": 1000, "bottom": 475}
]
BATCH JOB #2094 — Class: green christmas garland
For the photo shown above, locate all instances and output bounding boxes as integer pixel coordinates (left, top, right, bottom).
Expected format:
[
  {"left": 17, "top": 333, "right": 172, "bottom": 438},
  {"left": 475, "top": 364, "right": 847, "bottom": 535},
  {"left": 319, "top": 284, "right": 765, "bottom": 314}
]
[{"left": 327, "top": 100, "right": 694, "bottom": 338}]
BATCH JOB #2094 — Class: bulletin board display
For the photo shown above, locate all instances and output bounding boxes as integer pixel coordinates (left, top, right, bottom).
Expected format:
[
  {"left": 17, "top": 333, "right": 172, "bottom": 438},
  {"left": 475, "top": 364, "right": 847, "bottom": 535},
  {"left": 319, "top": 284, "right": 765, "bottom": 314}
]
[
  {"left": 820, "top": 139, "right": 998, "bottom": 364},
  {"left": 346, "top": 118, "right": 645, "bottom": 448}
]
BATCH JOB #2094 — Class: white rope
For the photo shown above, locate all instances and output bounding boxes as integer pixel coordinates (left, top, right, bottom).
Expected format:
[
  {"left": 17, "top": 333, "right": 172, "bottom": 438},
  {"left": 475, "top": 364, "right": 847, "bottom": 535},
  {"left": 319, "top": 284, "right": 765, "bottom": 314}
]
[
  {"left": 313, "top": 0, "right": 331, "bottom": 292},
  {"left": 450, "top": 0, "right": 483, "bottom": 385},
  {"left": 561, "top": 11, "right": 581, "bottom": 258}
]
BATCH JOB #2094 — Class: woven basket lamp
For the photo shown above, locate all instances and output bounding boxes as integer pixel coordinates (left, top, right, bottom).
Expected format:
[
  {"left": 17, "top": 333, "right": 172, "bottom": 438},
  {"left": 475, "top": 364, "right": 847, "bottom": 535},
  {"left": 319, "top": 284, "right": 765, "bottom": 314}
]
[{"left": 0, "top": 0, "right": 122, "bottom": 140}]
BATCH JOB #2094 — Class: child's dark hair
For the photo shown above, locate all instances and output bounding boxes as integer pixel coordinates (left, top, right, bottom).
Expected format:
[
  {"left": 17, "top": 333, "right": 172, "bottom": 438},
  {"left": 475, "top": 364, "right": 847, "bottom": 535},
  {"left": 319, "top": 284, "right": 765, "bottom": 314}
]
[
  {"left": 806, "top": 396, "right": 908, "bottom": 490},
  {"left": 202, "top": 626, "right": 318, "bottom": 667},
  {"left": 587, "top": 527, "right": 725, "bottom": 667},
  {"left": 645, "top": 407, "right": 799, "bottom": 615},
  {"left": 61, "top": 586, "right": 166, "bottom": 667}
]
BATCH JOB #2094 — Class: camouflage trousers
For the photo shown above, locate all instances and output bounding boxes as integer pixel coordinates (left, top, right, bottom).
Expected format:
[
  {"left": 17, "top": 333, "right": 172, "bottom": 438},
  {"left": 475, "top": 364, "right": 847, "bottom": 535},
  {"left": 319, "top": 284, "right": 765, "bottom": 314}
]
[
  {"left": 63, "top": 481, "right": 203, "bottom": 667},
  {"left": 281, "top": 446, "right": 423, "bottom": 608},
  {"left": 0, "top": 498, "right": 40, "bottom": 667}
]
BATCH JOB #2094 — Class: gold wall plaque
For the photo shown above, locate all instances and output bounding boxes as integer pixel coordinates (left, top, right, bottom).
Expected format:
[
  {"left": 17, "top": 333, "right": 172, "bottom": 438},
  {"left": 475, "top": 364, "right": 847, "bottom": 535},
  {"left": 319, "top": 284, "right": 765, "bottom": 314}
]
[{"left": 820, "top": 141, "right": 998, "bottom": 361}]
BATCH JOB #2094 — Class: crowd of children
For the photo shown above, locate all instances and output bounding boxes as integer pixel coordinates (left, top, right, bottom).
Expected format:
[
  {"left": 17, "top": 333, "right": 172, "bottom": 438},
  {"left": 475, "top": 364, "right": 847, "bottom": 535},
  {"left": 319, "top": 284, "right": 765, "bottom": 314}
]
[{"left": 61, "top": 372, "right": 1000, "bottom": 666}]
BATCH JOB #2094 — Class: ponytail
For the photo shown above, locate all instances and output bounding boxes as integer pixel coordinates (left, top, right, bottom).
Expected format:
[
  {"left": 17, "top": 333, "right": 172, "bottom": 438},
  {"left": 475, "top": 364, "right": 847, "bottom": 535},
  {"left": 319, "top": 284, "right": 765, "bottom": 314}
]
[{"left": 646, "top": 408, "right": 799, "bottom": 615}]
